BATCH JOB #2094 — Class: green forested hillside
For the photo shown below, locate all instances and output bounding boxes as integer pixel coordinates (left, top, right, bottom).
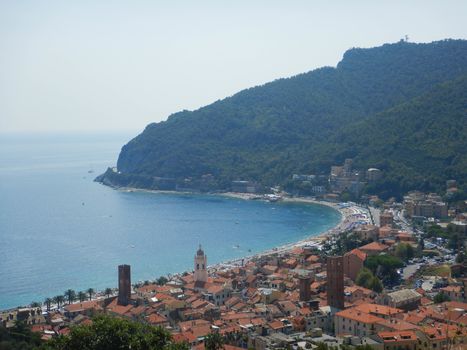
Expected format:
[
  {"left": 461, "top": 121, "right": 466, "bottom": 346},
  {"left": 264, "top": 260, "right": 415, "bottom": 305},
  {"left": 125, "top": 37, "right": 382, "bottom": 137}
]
[
  {"left": 316, "top": 76, "right": 467, "bottom": 198},
  {"left": 104, "top": 39, "right": 467, "bottom": 198}
]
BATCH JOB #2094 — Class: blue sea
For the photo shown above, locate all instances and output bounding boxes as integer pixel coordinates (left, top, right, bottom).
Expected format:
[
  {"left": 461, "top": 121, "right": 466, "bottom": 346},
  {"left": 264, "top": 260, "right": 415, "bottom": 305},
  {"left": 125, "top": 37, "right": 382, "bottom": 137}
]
[{"left": 0, "top": 132, "right": 340, "bottom": 310}]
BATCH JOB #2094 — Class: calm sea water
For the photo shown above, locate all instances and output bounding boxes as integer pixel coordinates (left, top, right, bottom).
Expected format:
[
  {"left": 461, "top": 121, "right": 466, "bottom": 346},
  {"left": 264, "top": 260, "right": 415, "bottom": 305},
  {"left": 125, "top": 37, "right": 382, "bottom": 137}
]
[{"left": 0, "top": 133, "right": 340, "bottom": 309}]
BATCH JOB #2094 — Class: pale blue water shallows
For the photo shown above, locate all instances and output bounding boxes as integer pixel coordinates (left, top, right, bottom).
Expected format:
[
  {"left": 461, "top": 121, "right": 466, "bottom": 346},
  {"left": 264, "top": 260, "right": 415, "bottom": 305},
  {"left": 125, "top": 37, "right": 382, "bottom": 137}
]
[{"left": 0, "top": 133, "right": 340, "bottom": 310}]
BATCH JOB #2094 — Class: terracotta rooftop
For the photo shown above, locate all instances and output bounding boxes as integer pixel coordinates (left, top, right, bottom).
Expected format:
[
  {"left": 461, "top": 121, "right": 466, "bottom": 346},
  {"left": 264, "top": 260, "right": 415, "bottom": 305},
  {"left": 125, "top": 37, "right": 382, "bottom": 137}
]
[
  {"left": 353, "top": 303, "right": 403, "bottom": 316},
  {"left": 378, "top": 330, "right": 417, "bottom": 342},
  {"left": 335, "top": 307, "right": 385, "bottom": 324},
  {"left": 63, "top": 300, "right": 102, "bottom": 313},
  {"left": 359, "top": 241, "right": 389, "bottom": 252},
  {"left": 346, "top": 248, "right": 367, "bottom": 261}
]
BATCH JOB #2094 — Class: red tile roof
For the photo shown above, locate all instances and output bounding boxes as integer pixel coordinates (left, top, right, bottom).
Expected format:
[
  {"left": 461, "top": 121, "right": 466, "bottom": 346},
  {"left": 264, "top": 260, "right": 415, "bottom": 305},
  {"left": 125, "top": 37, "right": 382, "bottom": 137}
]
[
  {"left": 359, "top": 241, "right": 389, "bottom": 252},
  {"left": 336, "top": 308, "right": 385, "bottom": 324}
]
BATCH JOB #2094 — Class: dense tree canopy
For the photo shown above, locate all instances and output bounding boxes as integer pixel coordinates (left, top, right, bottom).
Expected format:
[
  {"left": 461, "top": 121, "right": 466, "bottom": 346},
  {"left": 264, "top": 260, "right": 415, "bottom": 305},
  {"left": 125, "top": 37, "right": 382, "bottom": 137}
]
[
  {"left": 0, "top": 321, "right": 42, "bottom": 350},
  {"left": 41, "top": 315, "right": 187, "bottom": 350},
  {"left": 365, "top": 254, "right": 404, "bottom": 285}
]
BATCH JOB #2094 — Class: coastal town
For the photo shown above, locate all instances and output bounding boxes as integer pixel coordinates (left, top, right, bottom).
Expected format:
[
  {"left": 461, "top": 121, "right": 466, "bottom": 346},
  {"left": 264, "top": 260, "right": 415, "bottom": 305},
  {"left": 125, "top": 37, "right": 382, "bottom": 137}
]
[
  {"left": 2, "top": 0, "right": 467, "bottom": 347},
  {"left": 2, "top": 160, "right": 466, "bottom": 350}
]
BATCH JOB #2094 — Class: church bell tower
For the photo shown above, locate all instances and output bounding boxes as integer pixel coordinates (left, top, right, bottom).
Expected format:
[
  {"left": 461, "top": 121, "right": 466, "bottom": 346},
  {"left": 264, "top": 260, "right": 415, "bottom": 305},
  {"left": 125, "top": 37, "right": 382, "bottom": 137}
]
[{"left": 194, "top": 244, "right": 208, "bottom": 283}]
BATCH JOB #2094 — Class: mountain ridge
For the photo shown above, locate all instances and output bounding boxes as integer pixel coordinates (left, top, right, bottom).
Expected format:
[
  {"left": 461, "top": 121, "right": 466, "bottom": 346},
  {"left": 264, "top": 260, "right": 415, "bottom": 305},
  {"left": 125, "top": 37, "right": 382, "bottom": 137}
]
[{"left": 98, "top": 39, "right": 467, "bottom": 199}]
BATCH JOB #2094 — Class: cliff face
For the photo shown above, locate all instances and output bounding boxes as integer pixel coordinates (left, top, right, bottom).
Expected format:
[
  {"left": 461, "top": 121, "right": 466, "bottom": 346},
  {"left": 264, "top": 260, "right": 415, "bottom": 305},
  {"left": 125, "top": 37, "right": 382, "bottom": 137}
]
[{"left": 99, "top": 40, "right": 467, "bottom": 197}]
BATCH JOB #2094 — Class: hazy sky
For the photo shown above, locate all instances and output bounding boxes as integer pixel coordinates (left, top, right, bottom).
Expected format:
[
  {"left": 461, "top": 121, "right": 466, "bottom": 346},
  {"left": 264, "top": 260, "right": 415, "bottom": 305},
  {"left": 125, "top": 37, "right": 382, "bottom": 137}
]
[{"left": 1, "top": 0, "right": 466, "bottom": 133}]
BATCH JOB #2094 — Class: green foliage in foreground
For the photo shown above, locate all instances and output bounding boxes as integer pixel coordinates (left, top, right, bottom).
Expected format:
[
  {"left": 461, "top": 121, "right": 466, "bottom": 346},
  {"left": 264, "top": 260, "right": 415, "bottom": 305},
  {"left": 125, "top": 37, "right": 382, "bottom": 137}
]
[
  {"left": 204, "top": 332, "right": 225, "bottom": 350},
  {"left": 0, "top": 321, "right": 42, "bottom": 350},
  {"left": 41, "top": 315, "right": 188, "bottom": 350}
]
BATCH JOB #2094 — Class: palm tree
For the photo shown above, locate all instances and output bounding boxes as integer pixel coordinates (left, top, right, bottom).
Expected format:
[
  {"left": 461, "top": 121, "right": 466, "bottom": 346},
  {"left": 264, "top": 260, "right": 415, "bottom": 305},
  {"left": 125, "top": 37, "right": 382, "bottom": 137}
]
[
  {"left": 44, "top": 298, "right": 52, "bottom": 311},
  {"left": 87, "top": 288, "right": 94, "bottom": 301},
  {"left": 78, "top": 291, "right": 87, "bottom": 302},
  {"left": 204, "top": 332, "right": 224, "bottom": 350},
  {"left": 30, "top": 301, "right": 41, "bottom": 308},
  {"left": 104, "top": 288, "right": 113, "bottom": 299},
  {"left": 53, "top": 295, "right": 65, "bottom": 309},
  {"left": 64, "top": 289, "right": 76, "bottom": 305}
]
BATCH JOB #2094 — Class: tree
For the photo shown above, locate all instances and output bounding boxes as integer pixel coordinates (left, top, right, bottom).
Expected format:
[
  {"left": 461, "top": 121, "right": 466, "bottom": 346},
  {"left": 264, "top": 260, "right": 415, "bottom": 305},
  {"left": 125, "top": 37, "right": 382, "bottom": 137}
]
[
  {"left": 30, "top": 301, "right": 41, "bottom": 308},
  {"left": 104, "top": 288, "right": 113, "bottom": 299},
  {"left": 419, "top": 237, "right": 425, "bottom": 250},
  {"left": 356, "top": 268, "right": 373, "bottom": 288},
  {"left": 449, "top": 232, "right": 464, "bottom": 252},
  {"left": 157, "top": 276, "right": 169, "bottom": 286},
  {"left": 204, "top": 332, "right": 225, "bottom": 350},
  {"left": 356, "top": 268, "right": 383, "bottom": 292},
  {"left": 456, "top": 250, "right": 465, "bottom": 263},
  {"left": 78, "top": 291, "right": 87, "bottom": 302},
  {"left": 417, "top": 238, "right": 425, "bottom": 256},
  {"left": 369, "top": 276, "right": 383, "bottom": 293},
  {"left": 44, "top": 297, "right": 52, "bottom": 311},
  {"left": 395, "top": 243, "right": 414, "bottom": 261},
  {"left": 365, "top": 254, "right": 404, "bottom": 285},
  {"left": 53, "top": 295, "right": 65, "bottom": 309},
  {"left": 86, "top": 288, "right": 94, "bottom": 301},
  {"left": 434, "top": 292, "right": 450, "bottom": 304},
  {"left": 42, "top": 314, "right": 183, "bottom": 350},
  {"left": 0, "top": 320, "right": 42, "bottom": 349},
  {"left": 64, "top": 289, "right": 76, "bottom": 305}
]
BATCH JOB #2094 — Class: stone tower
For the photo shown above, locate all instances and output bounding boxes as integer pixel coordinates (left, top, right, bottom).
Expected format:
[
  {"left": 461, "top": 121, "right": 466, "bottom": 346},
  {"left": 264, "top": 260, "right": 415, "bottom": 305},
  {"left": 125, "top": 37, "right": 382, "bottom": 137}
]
[
  {"left": 118, "top": 264, "right": 131, "bottom": 306},
  {"left": 298, "top": 274, "right": 312, "bottom": 302},
  {"left": 327, "top": 256, "right": 344, "bottom": 309},
  {"left": 194, "top": 245, "right": 208, "bottom": 283}
]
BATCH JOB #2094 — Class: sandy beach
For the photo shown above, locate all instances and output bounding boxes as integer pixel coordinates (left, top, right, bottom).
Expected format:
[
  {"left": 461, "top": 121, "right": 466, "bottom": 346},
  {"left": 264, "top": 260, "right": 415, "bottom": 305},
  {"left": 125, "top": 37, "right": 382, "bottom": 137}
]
[{"left": 207, "top": 192, "right": 371, "bottom": 272}]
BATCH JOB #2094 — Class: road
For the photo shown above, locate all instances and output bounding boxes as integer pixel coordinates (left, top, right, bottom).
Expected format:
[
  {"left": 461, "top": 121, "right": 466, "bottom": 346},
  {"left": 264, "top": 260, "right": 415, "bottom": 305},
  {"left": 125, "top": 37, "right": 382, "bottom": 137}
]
[{"left": 402, "top": 263, "right": 422, "bottom": 280}]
